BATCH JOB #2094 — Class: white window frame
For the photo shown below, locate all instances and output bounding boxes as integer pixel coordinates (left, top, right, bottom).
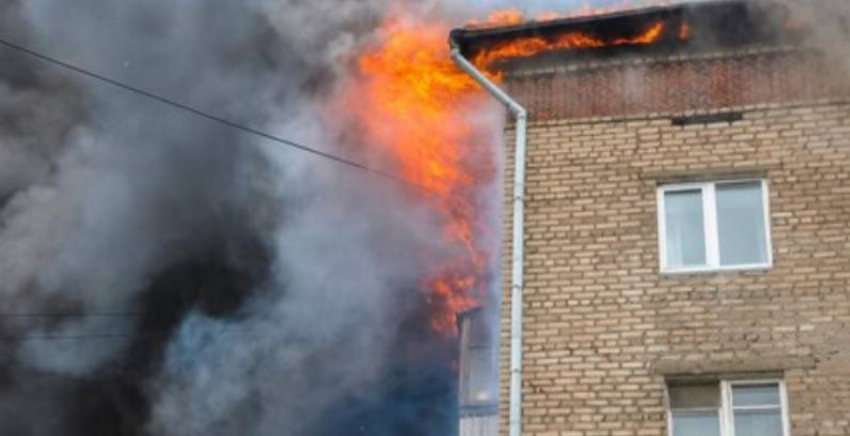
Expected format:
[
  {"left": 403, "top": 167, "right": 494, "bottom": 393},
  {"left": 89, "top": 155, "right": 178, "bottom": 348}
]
[
  {"left": 667, "top": 379, "right": 791, "bottom": 436},
  {"left": 722, "top": 379, "right": 791, "bottom": 436},
  {"left": 657, "top": 179, "right": 773, "bottom": 274},
  {"left": 666, "top": 406, "right": 723, "bottom": 436}
]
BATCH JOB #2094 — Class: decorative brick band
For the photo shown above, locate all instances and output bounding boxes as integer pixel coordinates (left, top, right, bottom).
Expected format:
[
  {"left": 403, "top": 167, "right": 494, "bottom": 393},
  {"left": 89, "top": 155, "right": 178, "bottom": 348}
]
[{"left": 505, "top": 47, "right": 850, "bottom": 120}]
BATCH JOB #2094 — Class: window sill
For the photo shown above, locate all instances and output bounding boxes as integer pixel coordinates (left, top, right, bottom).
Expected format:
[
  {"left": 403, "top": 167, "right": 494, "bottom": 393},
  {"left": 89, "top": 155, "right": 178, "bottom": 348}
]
[{"left": 660, "top": 263, "right": 773, "bottom": 277}]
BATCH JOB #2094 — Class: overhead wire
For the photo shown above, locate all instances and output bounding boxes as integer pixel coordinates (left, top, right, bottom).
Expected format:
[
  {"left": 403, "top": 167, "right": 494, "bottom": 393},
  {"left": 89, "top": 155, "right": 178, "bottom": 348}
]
[
  {"left": 0, "top": 36, "right": 444, "bottom": 338},
  {"left": 0, "top": 313, "right": 143, "bottom": 318},
  {"left": 0, "top": 326, "right": 259, "bottom": 342},
  {"left": 0, "top": 36, "right": 427, "bottom": 191}
]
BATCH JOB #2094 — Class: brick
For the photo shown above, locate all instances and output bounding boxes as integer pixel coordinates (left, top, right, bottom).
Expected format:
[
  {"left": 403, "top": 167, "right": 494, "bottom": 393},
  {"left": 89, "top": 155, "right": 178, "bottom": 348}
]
[{"left": 498, "top": 66, "right": 850, "bottom": 435}]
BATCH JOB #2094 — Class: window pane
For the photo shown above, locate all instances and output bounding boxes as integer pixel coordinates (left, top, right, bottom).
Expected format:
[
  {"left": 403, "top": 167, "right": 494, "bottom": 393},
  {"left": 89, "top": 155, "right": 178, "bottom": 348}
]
[
  {"left": 672, "top": 411, "right": 721, "bottom": 436},
  {"left": 664, "top": 189, "right": 706, "bottom": 268},
  {"left": 732, "top": 384, "right": 781, "bottom": 407},
  {"left": 460, "top": 311, "right": 497, "bottom": 406},
  {"left": 467, "top": 348, "right": 497, "bottom": 404},
  {"left": 716, "top": 182, "right": 768, "bottom": 266},
  {"left": 734, "top": 409, "right": 784, "bottom": 436},
  {"left": 669, "top": 383, "right": 720, "bottom": 409}
]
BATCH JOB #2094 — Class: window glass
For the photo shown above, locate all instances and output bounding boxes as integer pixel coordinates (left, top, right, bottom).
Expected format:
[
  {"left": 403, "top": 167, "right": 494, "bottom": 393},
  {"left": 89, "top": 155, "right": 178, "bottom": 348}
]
[
  {"left": 716, "top": 182, "right": 768, "bottom": 266},
  {"left": 670, "top": 383, "right": 721, "bottom": 436},
  {"left": 459, "top": 311, "right": 497, "bottom": 406},
  {"left": 467, "top": 348, "right": 496, "bottom": 403},
  {"left": 732, "top": 384, "right": 781, "bottom": 407},
  {"left": 669, "top": 383, "right": 720, "bottom": 409},
  {"left": 668, "top": 381, "right": 786, "bottom": 436},
  {"left": 732, "top": 384, "right": 783, "bottom": 436},
  {"left": 664, "top": 189, "right": 706, "bottom": 268},
  {"left": 733, "top": 409, "right": 784, "bottom": 436},
  {"left": 671, "top": 411, "right": 721, "bottom": 436}
]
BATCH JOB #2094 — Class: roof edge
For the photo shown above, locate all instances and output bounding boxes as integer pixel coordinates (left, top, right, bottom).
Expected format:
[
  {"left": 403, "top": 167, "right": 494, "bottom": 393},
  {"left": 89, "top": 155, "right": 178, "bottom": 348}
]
[{"left": 452, "top": 0, "right": 742, "bottom": 43}]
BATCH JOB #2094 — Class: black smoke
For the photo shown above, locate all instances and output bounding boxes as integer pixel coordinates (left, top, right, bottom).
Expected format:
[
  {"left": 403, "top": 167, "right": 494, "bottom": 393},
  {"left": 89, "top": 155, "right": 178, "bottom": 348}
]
[{"left": 0, "top": 0, "right": 471, "bottom": 434}]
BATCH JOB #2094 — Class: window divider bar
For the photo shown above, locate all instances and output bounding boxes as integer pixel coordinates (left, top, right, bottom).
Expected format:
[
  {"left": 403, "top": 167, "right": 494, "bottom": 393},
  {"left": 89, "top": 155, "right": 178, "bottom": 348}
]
[
  {"left": 704, "top": 183, "right": 721, "bottom": 268},
  {"left": 779, "top": 380, "right": 792, "bottom": 436},
  {"left": 732, "top": 405, "right": 783, "bottom": 411},
  {"left": 657, "top": 188, "right": 668, "bottom": 272},
  {"left": 721, "top": 380, "right": 734, "bottom": 436},
  {"left": 762, "top": 179, "right": 775, "bottom": 268}
]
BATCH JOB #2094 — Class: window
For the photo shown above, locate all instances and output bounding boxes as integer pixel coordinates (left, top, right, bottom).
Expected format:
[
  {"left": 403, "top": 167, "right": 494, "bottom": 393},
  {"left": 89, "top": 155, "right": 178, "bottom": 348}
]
[
  {"left": 458, "top": 309, "right": 497, "bottom": 408},
  {"left": 658, "top": 179, "right": 772, "bottom": 273},
  {"left": 729, "top": 383, "right": 787, "bottom": 436},
  {"left": 668, "top": 380, "right": 790, "bottom": 436},
  {"left": 669, "top": 383, "right": 722, "bottom": 436}
]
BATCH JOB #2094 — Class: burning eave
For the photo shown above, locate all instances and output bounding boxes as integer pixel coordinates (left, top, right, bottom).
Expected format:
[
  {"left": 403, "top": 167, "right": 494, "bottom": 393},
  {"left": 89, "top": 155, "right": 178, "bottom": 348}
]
[{"left": 450, "top": 0, "right": 802, "bottom": 69}]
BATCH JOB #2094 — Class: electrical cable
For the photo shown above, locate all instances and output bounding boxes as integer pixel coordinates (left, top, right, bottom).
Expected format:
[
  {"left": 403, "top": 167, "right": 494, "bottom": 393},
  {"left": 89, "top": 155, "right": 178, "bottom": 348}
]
[
  {"left": 0, "top": 313, "right": 142, "bottom": 318},
  {"left": 0, "top": 325, "right": 261, "bottom": 342},
  {"left": 0, "top": 36, "right": 447, "bottom": 333},
  {"left": 0, "top": 36, "right": 425, "bottom": 191}
]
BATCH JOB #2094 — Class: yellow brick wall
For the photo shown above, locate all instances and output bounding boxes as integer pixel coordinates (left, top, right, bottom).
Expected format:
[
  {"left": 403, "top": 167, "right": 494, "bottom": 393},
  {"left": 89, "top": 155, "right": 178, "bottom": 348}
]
[{"left": 499, "top": 101, "right": 850, "bottom": 436}]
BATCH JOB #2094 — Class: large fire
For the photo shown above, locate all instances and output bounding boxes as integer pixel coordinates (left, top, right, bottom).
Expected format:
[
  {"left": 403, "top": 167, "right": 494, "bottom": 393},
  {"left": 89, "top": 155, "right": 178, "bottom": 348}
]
[
  {"left": 341, "top": 8, "right": 687, "bottom": 335},
  {"left": 472, "top": 21, "right": 668, "bottom": 70},
  {"left": 341, "top": 18, "right": 489, "bottom": 335}
]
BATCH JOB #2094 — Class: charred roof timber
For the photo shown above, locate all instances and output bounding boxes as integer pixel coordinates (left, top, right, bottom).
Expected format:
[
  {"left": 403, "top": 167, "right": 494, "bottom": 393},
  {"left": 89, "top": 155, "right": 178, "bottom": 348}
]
[{"left": 450, "top": 0, "right": 799, "bottom": 67}]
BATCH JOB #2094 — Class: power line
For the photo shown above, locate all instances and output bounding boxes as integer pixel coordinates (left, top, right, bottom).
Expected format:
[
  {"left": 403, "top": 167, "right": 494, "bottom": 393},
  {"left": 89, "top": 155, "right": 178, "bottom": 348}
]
[
  {"left": 0, "top": 36, "right": 423, "bottom": 191},
  {"left": 0, "top": 37, "right": 453, "bottom": 341},
  {"left": 0, "top": 313, "right": 142, "bottom": 319},
  {"left": 3, "top": 331, "right": 229, "bottom": 342},
  {"left": 2, "top": 333, "right": 151, "bottom": 342},
  {"left": 1, "top": 326, "right": 260, "bottom": 342}
]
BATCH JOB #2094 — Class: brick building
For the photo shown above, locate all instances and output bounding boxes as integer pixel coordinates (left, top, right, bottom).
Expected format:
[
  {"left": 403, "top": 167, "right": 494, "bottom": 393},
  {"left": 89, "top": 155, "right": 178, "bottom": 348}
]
[{"left": 454, "top": 1, "right": 850, "bottom": 435}]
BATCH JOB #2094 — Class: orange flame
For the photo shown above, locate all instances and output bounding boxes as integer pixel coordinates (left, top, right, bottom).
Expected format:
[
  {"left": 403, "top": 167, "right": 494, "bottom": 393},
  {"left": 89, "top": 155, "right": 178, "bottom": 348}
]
[
  {"left": 465, "top": 0, "right": 676, "bottom": 29},
  {"left": 563, "top": 0, "right": 674, "bottom": 20},
  {"left": 466, "top": 9, "right": 525, "bottom": 28},
  {"left": 472, "top": 21, "right": 667, "bottom": 68},
  {"left": 340, "top": 8, "right": 686, "bottom": 335},
  {"left": 679, "top": 20, "right": 692, "bottom": 40},
  {"left": 339, "top": 19, "right": 492, "bottom": 335}
]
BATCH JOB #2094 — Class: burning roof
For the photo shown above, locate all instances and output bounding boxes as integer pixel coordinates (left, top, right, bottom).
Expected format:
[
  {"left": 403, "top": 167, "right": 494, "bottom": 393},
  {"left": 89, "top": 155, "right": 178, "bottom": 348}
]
[{"left": 451, "top": 0, "right": 799, "bottom": 69}]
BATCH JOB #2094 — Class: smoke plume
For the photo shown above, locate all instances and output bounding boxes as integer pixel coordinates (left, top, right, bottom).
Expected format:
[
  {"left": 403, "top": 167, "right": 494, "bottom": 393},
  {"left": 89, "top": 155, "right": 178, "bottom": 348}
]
[
  {"left": 753, "top": 0, "right": 850, "bottom": 73},
  {"left": 4, "top": 0, "right": 844, "bottom": 435},
  {"left": 0, "top": 0, "right": 501, "bottom": 434}
]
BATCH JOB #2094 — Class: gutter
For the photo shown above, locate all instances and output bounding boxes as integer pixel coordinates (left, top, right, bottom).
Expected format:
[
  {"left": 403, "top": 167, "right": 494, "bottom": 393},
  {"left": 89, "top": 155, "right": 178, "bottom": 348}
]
[{"left": 449, "top": 34, "right": 527, "bottom": 436}]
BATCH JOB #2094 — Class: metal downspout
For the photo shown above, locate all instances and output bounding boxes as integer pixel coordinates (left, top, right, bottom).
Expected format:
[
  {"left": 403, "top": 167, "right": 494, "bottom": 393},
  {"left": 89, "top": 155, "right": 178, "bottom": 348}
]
[{"left": 450, "top": 44, "right": 527, "bottom": 436}]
